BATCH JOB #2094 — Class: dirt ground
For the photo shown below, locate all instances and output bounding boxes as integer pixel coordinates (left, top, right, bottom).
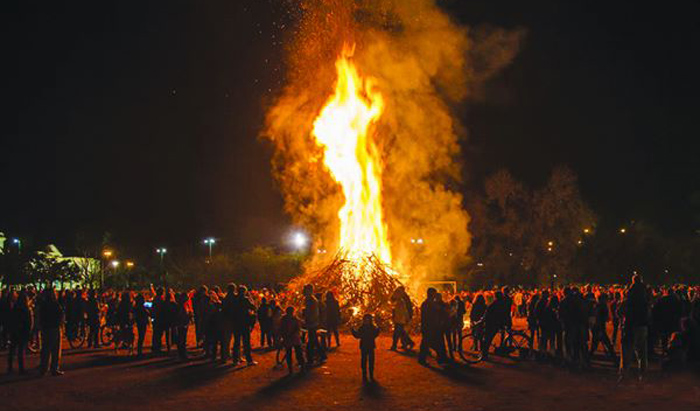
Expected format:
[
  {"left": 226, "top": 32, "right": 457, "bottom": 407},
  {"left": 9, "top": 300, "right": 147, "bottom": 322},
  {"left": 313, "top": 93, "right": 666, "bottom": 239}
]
[{"left": 1, "top": 329, "right": 699, "bottom": 411}]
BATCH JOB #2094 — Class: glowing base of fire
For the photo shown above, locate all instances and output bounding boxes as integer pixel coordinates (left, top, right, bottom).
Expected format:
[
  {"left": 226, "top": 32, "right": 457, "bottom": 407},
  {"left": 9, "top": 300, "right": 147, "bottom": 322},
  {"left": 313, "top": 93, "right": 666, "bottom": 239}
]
[{"left": 286, "top": 252, "right": 402, "bottom": 316}]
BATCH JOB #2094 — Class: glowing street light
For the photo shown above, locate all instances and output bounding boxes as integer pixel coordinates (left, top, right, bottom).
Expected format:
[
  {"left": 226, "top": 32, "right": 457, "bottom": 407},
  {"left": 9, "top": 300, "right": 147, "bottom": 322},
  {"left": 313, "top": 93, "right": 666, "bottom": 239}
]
[
  {"left": 619, "top": 228, "right": 627, "bottom": 234},
  {"left": 156, "top": 248, "right": 167, "bottom": 263},
  {"left": 111, "top": 260, "right": 120, "bottom": 268},
  {"left": 203, "top": 238, "right": 216, "bottom": 259},
  {"left": 290, "top": 231, "right": 308, "bottom": 251},
  {"left": 583, "top": 228, "right": 591, "bottom": 234},
  {"left": 12, "top": 238, "right": 21, "bottom": 253},
  {"left": 102, "top": 249, "right": 113, "bottom": 258},
  {"left": 126, "top": 261, "right": 135, "bottom": 268}
]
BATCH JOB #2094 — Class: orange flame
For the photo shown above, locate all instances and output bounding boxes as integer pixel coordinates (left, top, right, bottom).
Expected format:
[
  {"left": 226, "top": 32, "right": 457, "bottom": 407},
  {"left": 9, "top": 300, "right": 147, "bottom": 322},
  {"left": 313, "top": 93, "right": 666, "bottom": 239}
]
[{"left": 311, "top": 46, "right": 392, "bottom": 265}]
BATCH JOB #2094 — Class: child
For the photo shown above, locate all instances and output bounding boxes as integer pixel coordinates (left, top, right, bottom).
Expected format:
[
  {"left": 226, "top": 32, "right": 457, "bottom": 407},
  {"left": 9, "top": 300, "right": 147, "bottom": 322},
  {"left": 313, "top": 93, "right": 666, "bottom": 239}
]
[
  {"left": 280, "top": 306, "right": 305, "bottom": 375},
  {"left": 351, "top": 313, "right": 380, "bottom": 382}
]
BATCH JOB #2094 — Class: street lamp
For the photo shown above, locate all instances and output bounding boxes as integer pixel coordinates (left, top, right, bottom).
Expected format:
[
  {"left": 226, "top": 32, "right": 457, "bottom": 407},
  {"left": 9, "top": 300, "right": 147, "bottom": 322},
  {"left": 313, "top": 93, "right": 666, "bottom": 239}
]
[
  {"left": 156, "top": 248, "right": 167, "bottom": 287},
  {"left": 11, "top": 238, "right": 22, "bottom": 254},
  {"left": 203, "top": 238, "right": 216, "bottom": 260},
  {"left": 156, "top": 248, "right": 167, "bottom": 264},
  {"left": 111, "top": 260, "right": 120, "bottom": 268},
  {"left": 126, "top": 261, "right": 135, "bottom": 268},
  {"left": 290, "top": 231, "right": 308, "bottom": 251}
]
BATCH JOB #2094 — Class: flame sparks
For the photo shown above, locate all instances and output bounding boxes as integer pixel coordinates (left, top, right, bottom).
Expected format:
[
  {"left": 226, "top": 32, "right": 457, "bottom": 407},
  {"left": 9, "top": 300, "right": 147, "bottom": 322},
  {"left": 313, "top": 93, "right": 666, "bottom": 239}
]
[{"left": 311, "top": 46, "right": 392, "bottom": 265}]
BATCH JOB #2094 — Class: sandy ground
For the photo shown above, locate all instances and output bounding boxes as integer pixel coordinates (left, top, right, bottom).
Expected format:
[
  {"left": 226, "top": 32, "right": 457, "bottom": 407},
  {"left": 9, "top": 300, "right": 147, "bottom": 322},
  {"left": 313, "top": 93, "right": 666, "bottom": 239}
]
[{"left": 1, "top": 328, "right": 699, "bottom": 411}]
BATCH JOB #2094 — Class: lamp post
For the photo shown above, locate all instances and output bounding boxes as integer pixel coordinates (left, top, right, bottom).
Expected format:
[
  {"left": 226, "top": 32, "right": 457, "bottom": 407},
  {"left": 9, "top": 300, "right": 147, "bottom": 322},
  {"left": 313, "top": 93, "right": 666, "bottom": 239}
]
[
  {"left": 12, "top": 238, "right": 21, "bottom": 254},
  {"left": 203, "top": 238, "right": 216, "bottom": 261},
  {"left": 101, "top": 249, "right": 114, "bottom": 289},
  {"left": 156, "top": 248, "right": 167, "bottom": 287}
]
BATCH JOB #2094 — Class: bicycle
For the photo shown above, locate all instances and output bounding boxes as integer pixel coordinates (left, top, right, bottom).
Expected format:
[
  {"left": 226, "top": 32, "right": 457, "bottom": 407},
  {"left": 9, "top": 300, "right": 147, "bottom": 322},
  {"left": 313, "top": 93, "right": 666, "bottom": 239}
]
[
  {"left": 66, "top": 321, "right": 87, "bottom": 349},
  {"left": 459, "top": 319, "right": 533, "bottom": 364}
]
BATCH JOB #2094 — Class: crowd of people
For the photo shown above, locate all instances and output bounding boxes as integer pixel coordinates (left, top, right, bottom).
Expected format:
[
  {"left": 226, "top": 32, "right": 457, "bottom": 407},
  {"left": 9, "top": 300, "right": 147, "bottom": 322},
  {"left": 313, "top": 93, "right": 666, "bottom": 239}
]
[
  {"left": 412, "top": 275, "right": 700, "bottom": 381},
  {"left": 1, "top": 275, "right": 699, "bottom": 384}
]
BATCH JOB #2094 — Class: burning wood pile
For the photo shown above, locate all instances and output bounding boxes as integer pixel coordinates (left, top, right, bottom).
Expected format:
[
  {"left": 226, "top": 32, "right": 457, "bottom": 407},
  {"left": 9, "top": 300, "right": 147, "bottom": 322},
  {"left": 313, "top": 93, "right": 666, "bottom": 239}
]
[{"left": 285, "top": 252, "right": 407, "bottom": 327}]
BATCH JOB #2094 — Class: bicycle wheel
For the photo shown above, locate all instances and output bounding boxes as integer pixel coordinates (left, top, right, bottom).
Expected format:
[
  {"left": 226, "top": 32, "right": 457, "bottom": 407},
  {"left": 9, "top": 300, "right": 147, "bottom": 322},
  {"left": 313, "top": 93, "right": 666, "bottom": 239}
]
[
  {"left": 459, "top": 331, "right": 483, "bottom": 363},
  {"left": 101, "top": 325, "right": 115, "bottom": 346},
  {"left": 68, "top": 325, "right": 86, "bottom": 349},
  {"left": 506, "top": 330, "right": 533, "bottom": 359}
]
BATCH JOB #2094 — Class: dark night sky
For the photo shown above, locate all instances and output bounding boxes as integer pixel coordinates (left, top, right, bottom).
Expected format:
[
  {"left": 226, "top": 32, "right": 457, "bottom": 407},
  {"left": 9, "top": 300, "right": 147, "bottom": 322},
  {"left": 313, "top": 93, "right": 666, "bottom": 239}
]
[{"left": 5, "top": 0, "right": 700, "bottom": 255}]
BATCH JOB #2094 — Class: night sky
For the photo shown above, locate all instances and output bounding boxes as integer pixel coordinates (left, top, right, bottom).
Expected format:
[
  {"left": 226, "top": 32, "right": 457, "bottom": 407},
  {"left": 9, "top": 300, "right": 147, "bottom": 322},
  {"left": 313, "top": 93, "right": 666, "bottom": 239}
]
[{"left": 6, "top": 0, "right": 700, "bottom": 255}]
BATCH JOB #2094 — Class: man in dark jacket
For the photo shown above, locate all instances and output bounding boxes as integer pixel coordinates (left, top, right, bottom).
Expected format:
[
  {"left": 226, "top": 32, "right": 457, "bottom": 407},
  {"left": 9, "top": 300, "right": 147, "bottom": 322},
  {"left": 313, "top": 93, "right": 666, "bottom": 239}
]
[
  {"left": 589, "top": 292, "right": 615, "bottom": 360},
  {"left": 221, "top": 283, "right": 237, "bottom": 362},
  {"left": 418, "top": 287, "right": 448, "bottom": 365},
  {"left": 151, "top": 286, "right": 165, "bottom": 353},
  {"left": 619, "top": 275, "right": 650, "bottom": 381},
  {"left": 257, "top": 297, "right": 273, "bottom": 348},
  {"left": 8, "top": 291, "right": 33, "bottom": 374},
  {"left": 481, "top": 291, "right": 510, "bottom": 359},
  {"left": 85, "top": 290, "right": 100, "bottom": 348},
  {"left": 39, "top": 288, "right": 65, "bottom": 376},
  {"left": 232, "top": 285, "right": 256, "bottom": 365}
]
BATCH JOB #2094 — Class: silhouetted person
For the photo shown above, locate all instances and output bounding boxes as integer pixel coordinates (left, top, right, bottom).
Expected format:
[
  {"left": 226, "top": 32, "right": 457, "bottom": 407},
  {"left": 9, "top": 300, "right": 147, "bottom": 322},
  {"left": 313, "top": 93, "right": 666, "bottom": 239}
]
[
  {"left": 303, "top": 284, "right": 326, "bottom": 364},
  {"left": 205, "top": 293, "right": 225, "bottom": 362},
  {"left": 325, "top": 291, "right": 341, "bottom": 347},
  {"left": 39, "top": 288, "right": 64, "bottom": 376},
  {"left": 481, "top": 291, "right": 510, "bottom": 359},
  {"left": 619, "top": 274, "right": 650, "bottom": 381},
  {"left": 221, "top": 283, "right": 237, "bottom": 362},
  {"left": 352, "top": 313, "right": 380, "bottom": 383},
  {"left": 8, "top": 291, "right": 32, "bottom": 374},
  {"left": 279, "top": 306, "right": 305, "bottom": 375},
  {"left": 151, "top": 287, "right": 165, "bottom": 353},
  {"left": 257, "top": 297, "right": 273, "bottom": 348},
  {"left": 85, "top": 290, "right": 100, "bottom": 348},
  {"left": 469, "top": 294, "right": 487, "bottom": 352},
  {"left": 133, "top": 294, "right": 150, "bottom": 357},
  {"left": 390, "top": 286, "right": 414, "bottom": 350},
  {"left": 175, "top": 293, "right": 189, "bottom": 360},
  {"left": 193, "top": 285, "right": 209, "bottom": 347},
  {"left": 418, "top": 287, "right": 448, "bottom": 365},
  {"left": 232, "top": 285, "right": 256, "bottom": 365},
  {"left": 590, "top": 292, "right": 615, "bottom": 361}
]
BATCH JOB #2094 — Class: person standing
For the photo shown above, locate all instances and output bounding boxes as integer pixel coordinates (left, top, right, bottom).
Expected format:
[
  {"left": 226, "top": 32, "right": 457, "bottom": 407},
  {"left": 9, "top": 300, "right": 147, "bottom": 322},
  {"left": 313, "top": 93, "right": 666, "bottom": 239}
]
[
  {"left": 418, "top": 287, "right": 448, "bottom": 365},
  {"left": 133, "top": 294, "right": 150, "bottom": 357},
  {"left": 8, "top": 291, "right": 32, "bottom": 374},
  {"left": 325, "top": 292, "right": 341, "bottom": 348},
  {"left": 619, "top": 274, "right": 650, "bottom": 381},
  {"left": 257, "top": 297, "right": 273, "bottom": 348},
  {"left": 192, "top": 285, "right": 209, "bottom": 348},
  {"left": 390, "top": 286, "right": 414, "bottom": 350},
  {"left": 232, "top": 285, "right": 256, "bottom": 365},
  {"left": 589, "top": 292, "right": 616, "bottom": 361},
  {"left": 175, "top": 293, "right": 189, "bottom": 360},
  {"left": 39, "top": 288, "right": 65, "bottom": 376},
  {"left": 221, "top": 283, "right": 237, "bottom": 362},
  {"left": 303, "top": 284, "right": 326, "bottom": 364},
  {"left": 279, "top": 306, "right": 305, "bottom": 375},
  {"left": 85, "top": 290, "right": 100, "bottom": 348},
  {"left": 151, "top": 287, "right": 165, "bottom": 354},
  {"left": 352, "top": 313, "right": 380, "bottom": 383}
]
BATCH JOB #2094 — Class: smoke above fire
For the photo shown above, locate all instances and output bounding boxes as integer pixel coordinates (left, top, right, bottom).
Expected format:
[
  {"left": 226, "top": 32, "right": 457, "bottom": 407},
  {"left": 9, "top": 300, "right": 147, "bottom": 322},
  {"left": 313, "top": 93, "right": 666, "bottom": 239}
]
[{"left": 263, "top": 0, "right": 521, "bottom": 283}]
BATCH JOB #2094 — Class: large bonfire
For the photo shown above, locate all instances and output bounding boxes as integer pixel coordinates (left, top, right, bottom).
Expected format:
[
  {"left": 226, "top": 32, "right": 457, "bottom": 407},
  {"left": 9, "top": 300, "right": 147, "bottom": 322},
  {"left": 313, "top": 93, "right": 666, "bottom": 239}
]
[
  {"left": 263, "top": 0, "right": 521, "bottom": 314},
  {"left": 286, "top": 45, "right": 402, "bottom": 316}
]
